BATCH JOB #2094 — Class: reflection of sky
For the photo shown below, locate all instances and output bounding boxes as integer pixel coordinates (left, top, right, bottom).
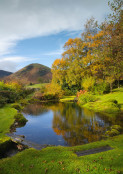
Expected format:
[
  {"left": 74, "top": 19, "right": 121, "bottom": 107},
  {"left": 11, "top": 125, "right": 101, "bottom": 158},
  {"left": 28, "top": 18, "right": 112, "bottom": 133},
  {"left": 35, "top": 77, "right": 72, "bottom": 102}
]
[{"left": 16, "top": 110, "right": 67, "bottom": 146}]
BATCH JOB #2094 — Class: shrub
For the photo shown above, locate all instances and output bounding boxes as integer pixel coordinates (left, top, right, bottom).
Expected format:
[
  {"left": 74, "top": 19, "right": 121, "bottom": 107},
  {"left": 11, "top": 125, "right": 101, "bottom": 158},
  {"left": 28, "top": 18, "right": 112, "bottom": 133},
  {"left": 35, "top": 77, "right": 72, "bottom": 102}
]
[
  {"left": 21, "top": 88, "right": 35, "bottom": 97},
  {"left": 19, "top": 99, "right": 29, "bottom": 106},
  {"left": 77, "top": 90, "right": 87, "bottom": 97},
  {"left": 0, "top": 90, "right": 20, "bottom": 103},
  {"left": 34, "top": 92, "right": 59, "bottom": 101},
  {"left": 81, "top": 76, "right": 95, "bottom": 91},
  {"left": 78, "top": 93, "right": 97, "bottom": 104},
  {"left": 92, "top": 82, "right": 110, "bottom": 95},
  {"left": 111, "top": 125, "right": 122, "bottom": 132},
  {"left": 14, "top": 113, "right": 27, "bottom": 126},
  {"left": 11, "top": 103, "right": 23, "bottom": 111},
  {"left": 45, "top": 83, "right": 64, "bottom": 98},
  {"left": 105, "top": 129, "right": 120, "bottom": 137},
  {"left": 0, "top": 96, "right": 7, "bottom": 107}
]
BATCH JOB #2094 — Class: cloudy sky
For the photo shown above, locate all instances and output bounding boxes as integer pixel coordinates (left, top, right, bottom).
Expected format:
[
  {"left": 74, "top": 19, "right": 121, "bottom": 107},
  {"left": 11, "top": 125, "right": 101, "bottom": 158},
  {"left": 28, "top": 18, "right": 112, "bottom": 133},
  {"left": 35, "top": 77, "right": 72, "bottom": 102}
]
[{"left": 0, "top": 0, "right": 112, "bottom": 72}]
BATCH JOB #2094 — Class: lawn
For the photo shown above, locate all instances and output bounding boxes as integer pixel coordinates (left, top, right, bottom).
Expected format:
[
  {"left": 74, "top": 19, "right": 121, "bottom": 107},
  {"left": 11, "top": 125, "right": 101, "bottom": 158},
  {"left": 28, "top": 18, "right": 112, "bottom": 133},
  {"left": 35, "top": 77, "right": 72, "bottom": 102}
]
[
  {"left": 26, "top": 83, "right": 48, "bottom": 89},
  {"left": 83, "top": 88, "right": 123, "bottom": 114},
  {"left": 98, "top": 88, "right": 123, "bottom": 105},
  {"left": 0, "top": 106, "right": 17, "bottom": 143},
  {"left": 60, "top": 96, "right": 76, "bottom": 102},
  {"left": 0, "top": 135, "right": 123, "bottom": 174}
]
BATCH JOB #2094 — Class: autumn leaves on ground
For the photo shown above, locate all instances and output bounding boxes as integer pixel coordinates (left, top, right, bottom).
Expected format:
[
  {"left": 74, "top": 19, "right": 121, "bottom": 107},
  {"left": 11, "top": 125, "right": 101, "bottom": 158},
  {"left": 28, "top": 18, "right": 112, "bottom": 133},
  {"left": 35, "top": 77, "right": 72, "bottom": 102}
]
[{"left": 0, "top": 0, "right": 123, "bottom": 174}]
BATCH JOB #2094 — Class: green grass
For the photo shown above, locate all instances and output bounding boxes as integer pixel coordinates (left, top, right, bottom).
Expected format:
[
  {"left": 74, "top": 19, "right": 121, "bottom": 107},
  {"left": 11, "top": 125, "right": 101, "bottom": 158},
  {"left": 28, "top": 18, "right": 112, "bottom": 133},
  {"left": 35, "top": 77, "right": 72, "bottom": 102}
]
[
  {"left": 27, "top": 83, "right": 48, "bottom": 89},
  {"left": 0, "top": 135, "right": 123, "bottom": 174},
  {"left": 60, "top": 96, "right": 76, "bottom": 102},
  {"left": 80, "top": 88, "right": 123, "bottom": 114},
  {"left": 0, "top": 106, "right": 17, "bottom": 143},
  {"left": 98, "top": 88, "right": 123, "bottom": 105}
]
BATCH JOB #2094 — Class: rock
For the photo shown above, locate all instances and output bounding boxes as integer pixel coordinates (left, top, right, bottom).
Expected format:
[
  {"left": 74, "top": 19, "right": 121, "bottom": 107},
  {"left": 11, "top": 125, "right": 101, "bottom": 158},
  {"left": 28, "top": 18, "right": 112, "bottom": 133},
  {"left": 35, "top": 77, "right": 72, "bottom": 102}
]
[
  {"left": 20, "top": 135, "right": 25, "bottom": 138},
  {"left": 17, "top": 144, "right": 24, "bottom": 151},
  {"left": 14, "top": 122, "right": 18, "bottom": 126}
]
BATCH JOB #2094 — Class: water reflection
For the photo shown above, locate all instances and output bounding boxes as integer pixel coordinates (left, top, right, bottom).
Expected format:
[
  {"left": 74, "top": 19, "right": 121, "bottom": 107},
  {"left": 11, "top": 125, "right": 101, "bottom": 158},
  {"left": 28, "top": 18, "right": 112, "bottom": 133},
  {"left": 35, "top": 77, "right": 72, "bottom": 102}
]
[
  {"left": 15, "top": 102, "right": 121, "bottom": 146},
  {"left": 51, "top": 103, "right": 110, "bottom": 145}
]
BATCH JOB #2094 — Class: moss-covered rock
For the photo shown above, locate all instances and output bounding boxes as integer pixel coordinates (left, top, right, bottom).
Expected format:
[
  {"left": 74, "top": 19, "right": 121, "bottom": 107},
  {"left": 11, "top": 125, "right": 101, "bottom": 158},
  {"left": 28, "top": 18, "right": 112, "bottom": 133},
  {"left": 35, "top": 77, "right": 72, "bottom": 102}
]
[
  {"left": 14, "top": 113, "right": 27, "bottom": 126},
  {"left": 105, "top": 129, "right": 120, "bottom": 137},
  {"left": 111, "top": 125, "right": 122, "bottom": 132},
  {"left": 19, "top": 99, "right": 29, "bottom": 106},
  {"left": 11, "top": 103, "right": 23, "bottom": 111}
]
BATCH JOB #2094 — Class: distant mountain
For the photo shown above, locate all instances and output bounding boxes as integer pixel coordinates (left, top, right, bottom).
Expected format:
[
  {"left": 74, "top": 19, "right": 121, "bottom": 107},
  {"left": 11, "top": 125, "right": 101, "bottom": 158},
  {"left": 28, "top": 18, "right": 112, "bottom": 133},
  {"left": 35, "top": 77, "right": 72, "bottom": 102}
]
[
  {"left": 0, "top": 70, "right": 13, "bottom": 78},
  {"left": 4, "top": 63, "right": 52, "bottom": 84}
]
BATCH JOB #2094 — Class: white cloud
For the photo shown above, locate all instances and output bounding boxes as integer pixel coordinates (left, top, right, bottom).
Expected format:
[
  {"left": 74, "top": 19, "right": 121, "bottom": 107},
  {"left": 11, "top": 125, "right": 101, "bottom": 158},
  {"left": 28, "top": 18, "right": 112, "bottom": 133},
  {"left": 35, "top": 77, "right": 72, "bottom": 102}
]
[
  {"left": 0, "top": 56, "right": 39, "bottom": 62},
  {"left": 0, "top": 0, "right": 112, "bottom": 57},
  {"left": 0, "top": 56, "right": 40, "bottom": 72}
]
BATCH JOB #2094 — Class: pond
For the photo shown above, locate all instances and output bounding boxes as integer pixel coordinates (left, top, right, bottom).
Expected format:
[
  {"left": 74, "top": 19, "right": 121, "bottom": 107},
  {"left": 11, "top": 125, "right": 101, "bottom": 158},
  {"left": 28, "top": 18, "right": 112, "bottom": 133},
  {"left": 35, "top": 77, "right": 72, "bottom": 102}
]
[{"left": 14, "top": 102, "right": 122, "bottom": 146}]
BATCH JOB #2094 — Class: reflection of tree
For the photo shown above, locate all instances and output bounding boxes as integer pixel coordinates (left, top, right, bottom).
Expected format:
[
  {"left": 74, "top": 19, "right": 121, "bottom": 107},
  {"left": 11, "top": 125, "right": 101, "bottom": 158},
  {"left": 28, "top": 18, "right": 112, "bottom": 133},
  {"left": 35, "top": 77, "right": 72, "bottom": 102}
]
[
  {"left": 22, "top": 102, "right": 122, "bottom": 146},
  {"left": 23, "top": 102, "right": 59, "bottom": 116},
  {"left": 52, "top": 103, "right": 110, "bottom": 146},
  {"left": 23, "top": 104, "right": 48, "bottom": 116}
]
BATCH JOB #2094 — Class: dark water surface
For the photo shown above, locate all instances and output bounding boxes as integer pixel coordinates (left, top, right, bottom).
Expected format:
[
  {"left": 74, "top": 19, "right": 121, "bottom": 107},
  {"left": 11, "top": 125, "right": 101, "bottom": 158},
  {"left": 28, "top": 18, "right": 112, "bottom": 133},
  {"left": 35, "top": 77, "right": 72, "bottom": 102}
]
[{"left": 14, "top": 102, "right": 122, "bottom": 146}]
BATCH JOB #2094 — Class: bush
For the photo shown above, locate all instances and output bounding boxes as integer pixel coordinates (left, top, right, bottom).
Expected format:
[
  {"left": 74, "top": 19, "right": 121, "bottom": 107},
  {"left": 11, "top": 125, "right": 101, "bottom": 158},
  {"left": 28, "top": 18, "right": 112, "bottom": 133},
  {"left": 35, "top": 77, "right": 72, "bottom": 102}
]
[
  {"left": 81, "top": 76, "right": 95, "bottom": 91},
  {"left": 34, "top": 92, "right": 59, "bottom": 101},
  {"left": 45, "top": 83, "right": 64, "bottom": 98},
  {"left": 0, "top": 82, "right": 34, "bottom": 105},
  {"left": 0, "top": 96, "right": 7, "bottom": 107},
  {"left": 14, "top": 113, "right": 27, "bottom": 126},
  {"left": 0, "top": 90, "right": 20, "bottom": 103},
  {"left": 77, "top": 90, "right": 87, "bottom": 97},
  {"left": 78, "top": 93, "right": 97, "bottom": 104},
  {"left": 11, "top": 103, "right": 23, "bottom": 111},
  {"left": 21, "top": 88, "right": 35, "bottom": 97},
  {"left": 92, "top": 82, "right": 110, "bottom": 95},
  {"left": 19, "top": 99, "right": 29, "bottom": 106},
  {"left": 111, "top": 125, "right": 122, "bottom": 132},
  {"left": 105, "top": 129, "right": 120, "bottom": 137}
]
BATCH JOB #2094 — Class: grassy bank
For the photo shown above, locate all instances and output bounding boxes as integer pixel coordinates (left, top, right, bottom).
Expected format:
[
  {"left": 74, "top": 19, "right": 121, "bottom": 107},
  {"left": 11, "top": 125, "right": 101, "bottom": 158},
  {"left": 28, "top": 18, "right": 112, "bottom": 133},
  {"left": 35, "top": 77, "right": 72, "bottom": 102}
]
[
  {"left": 0, "top": 135, "right": 123, "bottom": 174},
  {"left": 61, "top": 88, "right": 123, "bottom": 115},
  {"left": 0, "top": 106, "right": 17, "bottom": 144},
  {"left": 83, "top": 88, "right": 123, "bottom": 114},
  {"left": 60, "top": 96, "right": 76, "bottom": 102}
]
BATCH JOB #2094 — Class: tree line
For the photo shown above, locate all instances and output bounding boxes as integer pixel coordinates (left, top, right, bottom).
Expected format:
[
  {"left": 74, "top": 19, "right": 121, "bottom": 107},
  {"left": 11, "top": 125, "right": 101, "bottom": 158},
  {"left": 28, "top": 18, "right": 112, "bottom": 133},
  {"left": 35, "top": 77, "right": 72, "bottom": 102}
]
[{"left": 51, "top": 0, "right": 123, "bottom": 94}]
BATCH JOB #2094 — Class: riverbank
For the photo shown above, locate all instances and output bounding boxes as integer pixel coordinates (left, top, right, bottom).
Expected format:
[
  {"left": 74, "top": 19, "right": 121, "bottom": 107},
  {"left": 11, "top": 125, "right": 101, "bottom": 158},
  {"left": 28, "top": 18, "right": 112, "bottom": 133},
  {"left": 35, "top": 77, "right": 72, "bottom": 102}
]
[
  {"left": 0, "top": 88, "right": 122, "bottom": 173},
  {"left": 61, "top": 88, "right": 123, "bottom": 115},
  {"left": 82, "top": 88, "right": 123, "bottom": 115},
  {"left": 0, "top": 134, "right": 122, "bottom": 174},
  {"left": 0, "top": 106, "right": 17, "bottom": 144}
]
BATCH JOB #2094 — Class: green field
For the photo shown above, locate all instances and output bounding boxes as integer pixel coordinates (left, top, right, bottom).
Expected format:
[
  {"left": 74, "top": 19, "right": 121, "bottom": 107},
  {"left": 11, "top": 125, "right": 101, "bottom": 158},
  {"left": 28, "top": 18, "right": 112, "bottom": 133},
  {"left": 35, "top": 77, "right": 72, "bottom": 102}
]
[
  {"left": 0, "top": 135, "right": 123, "bottom": 174},
  {"left": 0, "top": 106, "right": 17, "bottom": 143},
  {"left": 83, "top": 88, "right": 123, "bottom": 114},
  {"left": 27, "top": 83, "right": 48, "bottom": 89}
]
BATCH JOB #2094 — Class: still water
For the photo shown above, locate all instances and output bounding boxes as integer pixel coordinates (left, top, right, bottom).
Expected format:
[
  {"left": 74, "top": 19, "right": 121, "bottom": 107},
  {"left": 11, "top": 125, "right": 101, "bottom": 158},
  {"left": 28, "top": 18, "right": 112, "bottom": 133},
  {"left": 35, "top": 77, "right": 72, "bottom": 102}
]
[{"left": 14, "top": 102, "right": 121, "bottom": 146}]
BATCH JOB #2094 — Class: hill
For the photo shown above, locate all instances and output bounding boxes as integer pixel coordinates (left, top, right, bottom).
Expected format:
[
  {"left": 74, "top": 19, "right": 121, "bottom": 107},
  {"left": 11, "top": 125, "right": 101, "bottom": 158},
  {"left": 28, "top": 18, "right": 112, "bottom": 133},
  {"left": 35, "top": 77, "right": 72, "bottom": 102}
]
[
  {"left": 0, "top": 70, "right": 12, "bottom": 78},
  {"left": 4, "top": 63, "right": 52, "bottom": 84}
]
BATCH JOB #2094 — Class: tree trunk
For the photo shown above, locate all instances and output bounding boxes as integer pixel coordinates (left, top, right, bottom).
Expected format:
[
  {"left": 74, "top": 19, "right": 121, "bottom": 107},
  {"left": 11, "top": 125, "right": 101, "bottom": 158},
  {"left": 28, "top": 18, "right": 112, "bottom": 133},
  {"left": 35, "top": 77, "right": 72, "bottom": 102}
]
[
  {"left": 110, "top": 83, "right": 112, "bottom": 93},
  {"left": 118, "top": 78, "right": 120, "bottom": 88}
]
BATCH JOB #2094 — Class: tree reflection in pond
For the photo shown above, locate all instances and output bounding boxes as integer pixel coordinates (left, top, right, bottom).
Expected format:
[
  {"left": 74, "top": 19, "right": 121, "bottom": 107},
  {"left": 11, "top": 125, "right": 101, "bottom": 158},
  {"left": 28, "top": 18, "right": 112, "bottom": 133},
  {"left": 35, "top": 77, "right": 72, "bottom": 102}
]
[
  {"left": 15, "top": 102, "right": 122, "bottom": 146},
  {"left": 52, "top": 103, "right": 110, "bottom": 146}
]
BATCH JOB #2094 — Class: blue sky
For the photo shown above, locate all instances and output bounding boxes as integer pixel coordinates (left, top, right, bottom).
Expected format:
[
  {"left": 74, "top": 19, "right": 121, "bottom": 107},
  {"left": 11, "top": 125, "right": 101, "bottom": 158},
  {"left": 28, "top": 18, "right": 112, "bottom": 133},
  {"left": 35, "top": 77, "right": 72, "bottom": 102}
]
[
  {"left": 15, "top": 30, "right": 81, "bottom": 70},
  {"left": 0, "top": 0, "right": 112, "bottom": 72}
]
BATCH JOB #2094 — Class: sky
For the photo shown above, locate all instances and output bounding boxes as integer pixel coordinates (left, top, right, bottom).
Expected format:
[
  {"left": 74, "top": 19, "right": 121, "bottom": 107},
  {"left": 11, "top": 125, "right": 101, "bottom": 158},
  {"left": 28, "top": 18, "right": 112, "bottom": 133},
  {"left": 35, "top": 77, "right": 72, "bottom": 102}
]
[{"left": 0, "top": 0, "right": 112, "bottom": 72}]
